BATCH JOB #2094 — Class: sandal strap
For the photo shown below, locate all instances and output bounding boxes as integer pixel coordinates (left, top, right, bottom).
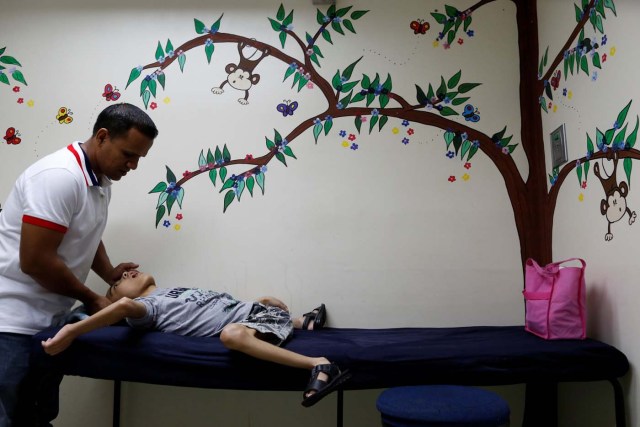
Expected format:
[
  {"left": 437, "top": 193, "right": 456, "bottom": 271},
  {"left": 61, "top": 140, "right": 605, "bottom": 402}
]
[{"left": 304, "top": 363, "right": 340, "bottom": 394}]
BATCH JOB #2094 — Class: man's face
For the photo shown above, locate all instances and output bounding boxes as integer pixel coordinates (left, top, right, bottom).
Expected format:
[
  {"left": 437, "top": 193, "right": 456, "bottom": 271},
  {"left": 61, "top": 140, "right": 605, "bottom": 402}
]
[
  {"left": 95, "top": 127, "right": 153, "bottom": 181},
  {"left": 107, "top": 270, "right": 155, "bottom": 302}
]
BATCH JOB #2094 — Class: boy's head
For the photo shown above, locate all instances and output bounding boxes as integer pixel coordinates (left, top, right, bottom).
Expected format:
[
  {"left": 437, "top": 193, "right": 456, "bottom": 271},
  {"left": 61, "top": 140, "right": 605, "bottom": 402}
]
[{"left": 107, "top": 270, "right": 156, "bottom": 302}]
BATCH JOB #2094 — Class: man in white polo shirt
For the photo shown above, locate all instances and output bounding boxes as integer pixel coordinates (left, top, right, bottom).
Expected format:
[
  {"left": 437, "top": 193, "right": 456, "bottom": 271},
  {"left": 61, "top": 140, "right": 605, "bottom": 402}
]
[{"left": 0, "top": 103, "right": 158, "bottom": 426}]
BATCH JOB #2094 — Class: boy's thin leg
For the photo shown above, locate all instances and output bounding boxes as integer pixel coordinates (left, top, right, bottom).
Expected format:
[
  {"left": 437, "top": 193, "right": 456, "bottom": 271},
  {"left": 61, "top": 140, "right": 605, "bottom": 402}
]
[{"left": 220, "top": 323, "right": 328, "bottom": 370}]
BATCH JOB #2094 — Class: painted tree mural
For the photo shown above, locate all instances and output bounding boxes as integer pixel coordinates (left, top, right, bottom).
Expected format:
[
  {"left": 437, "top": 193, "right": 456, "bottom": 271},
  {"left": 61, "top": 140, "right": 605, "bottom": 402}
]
[{"left": 128, "top": 0, "right": 634, "bottom": 268}]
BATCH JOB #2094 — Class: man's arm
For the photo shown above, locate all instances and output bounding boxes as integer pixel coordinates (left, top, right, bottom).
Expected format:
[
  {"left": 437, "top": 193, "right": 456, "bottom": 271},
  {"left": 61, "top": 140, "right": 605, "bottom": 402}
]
[
  {"left": 91, "top": 240, "right": 139, "bottom": 286},
  {"left": 256, "top": 296, "right": 289, "bottom": 312},
  {"left": 20, "top": 222, "right": 110, "bottom": 314},
  {"left": 41, "top": 297, "right": 147, "bottom": 355}
]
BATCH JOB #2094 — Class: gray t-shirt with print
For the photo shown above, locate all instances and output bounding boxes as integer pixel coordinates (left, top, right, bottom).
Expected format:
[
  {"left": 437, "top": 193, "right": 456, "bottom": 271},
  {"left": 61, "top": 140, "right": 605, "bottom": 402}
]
[{"left": 126, "top": 287, "right": 253, "bottom": 337}]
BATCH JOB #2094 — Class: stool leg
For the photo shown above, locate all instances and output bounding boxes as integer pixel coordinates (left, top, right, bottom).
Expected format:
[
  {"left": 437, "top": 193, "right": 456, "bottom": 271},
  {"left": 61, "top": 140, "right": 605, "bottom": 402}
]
[
  {"left": 608, "top": 379, "right": 627, "bottom": 427},
  {"left": 523, "top": 382, "right": 557, "bottom": 427},
  {"left": 336, "top": 389, "right": 343, "bottom": 427}
]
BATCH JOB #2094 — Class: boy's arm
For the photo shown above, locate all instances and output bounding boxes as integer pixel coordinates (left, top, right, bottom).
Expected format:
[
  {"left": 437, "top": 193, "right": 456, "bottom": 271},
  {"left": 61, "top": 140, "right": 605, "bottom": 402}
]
[
  {"left": 41, "top": 297, "right": 147, "bottom": 356},
  {"left": 256, "top": 296, "right": 289, "bottom": 312}
]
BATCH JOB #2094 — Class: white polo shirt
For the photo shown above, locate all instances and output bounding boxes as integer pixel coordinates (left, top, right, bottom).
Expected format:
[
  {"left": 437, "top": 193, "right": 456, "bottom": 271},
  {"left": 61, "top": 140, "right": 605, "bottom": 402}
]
[{"left": 0, "top": 142, "right": 111, "bottom": 335}]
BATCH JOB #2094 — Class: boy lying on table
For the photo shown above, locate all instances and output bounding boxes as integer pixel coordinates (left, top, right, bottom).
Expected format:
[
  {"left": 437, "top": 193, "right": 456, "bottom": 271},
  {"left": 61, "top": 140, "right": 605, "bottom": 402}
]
[{"left": 41, "top": 270, "right": 350, "bottom": 407}]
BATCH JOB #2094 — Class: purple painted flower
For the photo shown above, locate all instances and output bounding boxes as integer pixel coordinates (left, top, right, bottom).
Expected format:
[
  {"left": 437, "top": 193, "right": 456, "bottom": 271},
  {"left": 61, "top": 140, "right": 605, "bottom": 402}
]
[
  {"left": 371, "top": 109, "right": 380, "bottom": 117},
  {"left": 339, "top": 130, "right": 347, "bottom": 137},
  {"left": 446, "top": 151, "right": 455, "bottom": 158},
  {"left": 502, "top": 147, "right": 510, "bottom": 155},
  {"left": 314, "top": 118, "right": 322, "bottom": 125},
  {"left": 402, "top": 120, "right": 410, "bottom": 127},
  {"left": 444, "top": 97, "right": 451, "bottom": 104},
  {"left": 337, "top": 102, "right": 344, "bottom": 109},
  {"left": 467, "top": 30, "right": 474, "bottom": 37},
  {"left": 260, "top": 165, "right": 268, "bottom": 173},
  {"left": 350, "top": 143, "right": 358, "bottom": 150},
  {"left": 289, "top": 62, "right": 298, "bottom": 69},
  {"left": 325, "top": 115, "right": 333, "bottom": 121},
  {"left": 591, "top": 71, "right": 598, "bottom": 81},
  {"left": 402, "top": 138, "right": 410, "bottom": 145},
  {"left": 163, "top": 220, "right": 171, "bottom": 228},
  {"left": 563, "top": 88, "right": 567, "bottom": 96},
  {"left": 461, "top": 132, "right": 468, "bottom": 140},
  {"left": 586, "top": 151, "right": 593, "bottom": 160},
  {"left": 601, "top": 35, "right": 607, "bottom": 45},
  {"left": 472, "top": 140, "right": 480, "bottom": 148}
]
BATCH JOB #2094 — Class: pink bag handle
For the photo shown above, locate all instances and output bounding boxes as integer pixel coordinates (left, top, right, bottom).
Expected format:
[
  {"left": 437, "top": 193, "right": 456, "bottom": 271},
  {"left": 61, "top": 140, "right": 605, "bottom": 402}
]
[{"left": 526, "top": 258, "right": 586, "bottom": 276}]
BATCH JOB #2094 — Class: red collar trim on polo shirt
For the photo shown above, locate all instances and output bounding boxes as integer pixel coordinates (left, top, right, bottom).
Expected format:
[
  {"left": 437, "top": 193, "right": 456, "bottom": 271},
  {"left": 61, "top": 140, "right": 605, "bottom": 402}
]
[{"left": 67, "top": 143, "right": 100, "bottom": 187}]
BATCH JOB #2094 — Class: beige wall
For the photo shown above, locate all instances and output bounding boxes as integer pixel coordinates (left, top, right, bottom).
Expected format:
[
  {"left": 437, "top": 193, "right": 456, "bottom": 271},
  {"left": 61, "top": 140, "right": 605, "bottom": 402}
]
[{"left": 0, "top": 0, "right": 635, "bottom": 425}]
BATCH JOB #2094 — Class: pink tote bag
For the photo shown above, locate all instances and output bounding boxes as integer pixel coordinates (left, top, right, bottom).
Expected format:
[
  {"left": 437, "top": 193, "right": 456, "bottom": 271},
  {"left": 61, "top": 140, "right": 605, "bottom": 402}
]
[{"left": 523, "top": 258, "right": 587, "bottom": 340}]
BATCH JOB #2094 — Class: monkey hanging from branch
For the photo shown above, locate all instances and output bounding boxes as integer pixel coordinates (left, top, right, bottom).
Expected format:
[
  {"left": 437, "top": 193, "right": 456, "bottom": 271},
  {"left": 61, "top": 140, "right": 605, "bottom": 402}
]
[
  {"left": 593, "top": 152, "right": 636, "bottom": 241},
  {"left": 211, "top": 41, "right": 270, "bottom": 105}
]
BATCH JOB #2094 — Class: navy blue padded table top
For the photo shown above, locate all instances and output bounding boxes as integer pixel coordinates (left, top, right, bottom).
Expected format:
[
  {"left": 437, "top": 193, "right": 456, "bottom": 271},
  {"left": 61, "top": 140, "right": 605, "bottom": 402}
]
[{"left": 31, "top": 325, "right": 629, "bottom": 391}]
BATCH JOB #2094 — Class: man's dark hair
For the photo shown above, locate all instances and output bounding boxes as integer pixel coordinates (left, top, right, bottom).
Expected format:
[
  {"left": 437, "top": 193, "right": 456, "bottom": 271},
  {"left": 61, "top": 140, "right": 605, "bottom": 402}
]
[{"left": 92, "top": 103, "right": 159, "bottom": 140}]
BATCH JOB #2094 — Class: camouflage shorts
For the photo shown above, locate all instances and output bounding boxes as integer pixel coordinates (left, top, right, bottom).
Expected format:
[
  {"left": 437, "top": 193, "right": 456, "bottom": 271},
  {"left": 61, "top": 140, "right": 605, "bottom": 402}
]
[{"left": 238, "top": 303, "right": 293, "bottom": 345}]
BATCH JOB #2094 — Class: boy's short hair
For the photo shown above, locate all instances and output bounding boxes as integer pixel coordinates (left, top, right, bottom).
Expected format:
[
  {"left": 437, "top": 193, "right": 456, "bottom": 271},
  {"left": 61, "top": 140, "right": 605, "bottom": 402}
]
[{"left": 93, "top": 103, "right": 159, "bottom": 140}]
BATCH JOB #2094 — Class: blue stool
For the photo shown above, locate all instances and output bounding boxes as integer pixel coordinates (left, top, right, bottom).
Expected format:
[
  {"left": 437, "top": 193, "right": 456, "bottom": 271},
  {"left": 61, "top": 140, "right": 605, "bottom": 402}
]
[{"left": 376, "top": 385, "right": 510, "bottom": 427}]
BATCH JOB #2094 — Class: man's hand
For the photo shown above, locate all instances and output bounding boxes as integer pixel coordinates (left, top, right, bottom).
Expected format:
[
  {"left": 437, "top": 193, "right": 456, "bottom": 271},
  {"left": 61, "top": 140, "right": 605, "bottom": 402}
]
[
  {"left": 108, "top": 262, "right": 140, "bottom": 285},
  {"left": 84, "top": 295, "right": 111, "bottom": 315},
  {"left": 257, "top": 296, "right": 289, "bottom": 312}
]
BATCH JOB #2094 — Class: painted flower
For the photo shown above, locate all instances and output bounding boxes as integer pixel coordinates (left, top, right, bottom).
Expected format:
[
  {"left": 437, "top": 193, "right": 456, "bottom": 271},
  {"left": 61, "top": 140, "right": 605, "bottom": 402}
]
[
  {"left": 371, "top": 109, "right": 380, "bottom": 117},
  {"left": 323, "top": 15, "right": 330, "bottom": 23},
  {"left": 245, "top": 154, "right": 254, "bottom": 160},
  {"left": 307, "top": 81, "right": 314, "bottom": 89},
  {"left": 461, "top": 132, "right": 468, "bottom": 140},
  {"left": 150, "top": 102, "right": 158, "bottom": 110},
  {"left": 17, "top": 98, "right": 24, "bottom": 104},
  {"left": 586, "top": 151, "right": 593, "bottom": 160},
  {"left": 601, "top": 35, "right": 608, "bottom": 45},
  {"left": 163, "top": 220, "right": 171, "bottom": 228},
  {"left": 472, "top": 140, "right": 480, "bottom": 148},
  {"left": 183, "top": 170, "right": 191, "bottom": 177},
  {"left": 433, "top": 40, "right": 439, "bottom": 48},
  {"left": 568, "top": 91, "right": 573, "bottom": 99},
  {"left": 402, "top": 137, "right": 410, "bottom": 145},
  {"left": 199, "top": 165, "right": 208, "bottom": 172},
  {"left": 464, "top": 162, "right": 471, "bottom": 170},
  {"left": 360, "top": 116, "right": 367, "bottom": 122},
  {"left": 407, "top": 128, "right": 415, "bottom": 135},
  {"left": 467, "top": 30, "right": 474, "bottom": 37},
  {"left": 176, "top": 214, "right": 183, "bottom": 220},
  {"left": 446, "top": 151, "right": 455, "bottom": 159},
  {"left": 286, "top": 24, "right": 294, "bottom": 31},
  {"left": 425, "top": 103, "right": 433, "bottom": 110},
  {"left": 448, "top": 176, "right": 456, "bottom": 182},
  {"left": 443, "top": 43, "right": 451, "bottom": 50},
  {"left": 333, "top": 17, "right": 342, "bottom": 23},
  {"left": 12, "top": 86, "right": 20, "bottom": 93},
  {"left": 578, "top": 193, "right": 584, "bottom": 202},
  {"left": 350, "top": 143, "right": 358, "bottom": 150},
  {"left": 563, "top": 88, "right": 567, "bottom": 96},
  {"left": 205, "top": 39, "right": 213, "bottom": 47},
  {"left": 591, "top": 71, "right": 598, "bottom": 81},
  {"left": 260, "top": 165, "right": 268, "bottom": 173},
  {"left": 337, "top": 102, "right": 344, "bottom": 109},
  {"left": 158, "top": 56, "right": 166, "bottom": 64},
  {"left": 610, "top": 46, "right": 616, "bottom": 56},
  {"left": 392, "top": 127, "right": 400, "bottom": 134},
  {"left": 314, "top": 118, "right": 322, "bottom": 125},
  {"left": 289, "top": 62, "right": 298, "bottom": 70},
  {"left": 457, "top": 38, "right": 464, "bottom": 45},
  {"left": 174, "top": 224, "right": 181, "bottom": 231},
  {"left": 27, "top": 100, "right": 34, "bottom": 107},
  {"left": 339, "top": 130, "right": 347, "bottom": 137},
  {"left": 602, "top": 54, "right": 607, "bottom": 62},
  {"left": 342, "top": 141, "right": 349, "bottom": 148},
  {"left": 502, "top": 147, "right": 510, "bottom": 155},
  {"left": 462, "top": 173, "right": 470, "bottom": 181},
  {"left": 348, "top": 134, "right": 356, "bottom": 141},
  {"left": 306, "top": 49, "right": 314, "bottom": 56},
  {"left": 563, "top": 50, "right": 570, "bottom": 60},
  {"left": 136, "top": 65, "right": 144, "bottom": 72},
  {"left": 402, "top": 120, "right": 410, "bottom": 127},
  {"left": 163, "top": 97, "right": 171, "bottom": 104},
  {"left": 444, "top": 97, "right": 451, "bottom": 104},
  {"left": 553, "top": 105, "right": 558, "bottom": 113},
  {"left": 581, "top": 181, "right": 587, "bottom": 189},
  {"left": 325, "top": 115, "right": 333, "bottom": 121}
]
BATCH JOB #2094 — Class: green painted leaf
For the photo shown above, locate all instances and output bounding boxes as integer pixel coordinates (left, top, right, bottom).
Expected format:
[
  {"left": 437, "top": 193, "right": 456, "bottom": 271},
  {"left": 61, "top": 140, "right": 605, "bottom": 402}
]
[
  {"left": 439, "top": 106, "right": 458, "bottom": 116},
  {"left": 458, "top": 83, "right": 481, "bottom": 93},
  {"left": 355, "top": 115, "right": 362, "bottom": 133},
  {"left": 166, "top": 40, "right": 174, "bottom": 54},
  {"left": 444, "top": 131, "right": 455, "bottom": 147},
  {"left": 461, "top": 139, "right": 471, "bottom": 159},
  {"left": 447, "top": 70, "right": 462, "bottom": 89},
  {"left": 223, "top": 144, "right": 231, "bottom": 161},
  {"left": 220, "top": 178, "right": 235, "bottom": 192},
  {"left": 624, "top": 158, "right": 632, "bottom": 185},
  {"left": 215, "top": 146, "right": 222, "bottom": 162},
  {"left": 0, "top": 56, "right": 21, "bottom": 66},
  {"left": 596, "top": 128, "right": 605, "bottom": 147},
  {"left": 616, "top": 100, "right": 632, "bottom": 129},
  {"left": 198, "top": 150, "right": 207, "bottom": 168},
  {"left": 279, "top": 31, "right": 287, "bottom": 48},
  {"left": 447, "top": 30, "right": 455, "bottom": 45},
  {"left": 378, "top": 115, "right": 388, "bottom": 131},
  {"left": 340, "top": 90, "right": 353, "bottom": 107},
  {"left": 379, "top": 94, "right": 389, "bottom": 109},
  {"left": 463, "top": 16, "right": 472, "bottom": 31},
  {"left": 369, "top": 115, "right": 379, "bottom": 134},
  {"left": 587, "top": 134, "right": 595, "bottom": 153},
  {"left": 350, "top": 10, "right": 368, "bottom": 20},
  {"left": 277, "top": 4, "right": 285, "bottom": 21},
  {"left": 313, "top": 123, "right": 323, "bottom": 143},
  {"left": 445, "top": 5, "right": 458, "bottom": 17},
  {"left": 194, "top": 18, "right": 206, "bottom": 34},
  {"left": 324, "top": 119, "right": 333, "bottom": 135},
  {"left": 605, "top": 128, "right": 615, "bottom": 145},
  {"left": 284, "top": 146, "right": 297, "bottom": 159},
  {"left": 149, "top": 182, "right": 167, "bottom": 193},
  {"left": 332, "top": 21, "right": 345, "bottom": 35},
  {"left": 492, "top": 126, "right": 507, "bottom": 142},
  {"left": 351, "top": 92, "right": 365, "bottom": 103},
  {"left": 256, "top": 172, "right": 265, "bottom": 194},
  {"left": 157, "top": 73, "right": 166, "bottom": 90},
  {"left": 275, "top": 152, "right": 287, "bottom": 166},
  {"left": 366, "top": 93, "right": 375, "bottom": 107},
  {"left": 283, "top": 65, "right": 296, "bottom": 82},
  {"left": 11, "top": 70, "right": 26, "bottom": 85},
  {"left": 140, "top": 78, "right": 149, "bottom": 95},
  {"left": 126, "top": 67, "right": 142, "bottom": 89},
  {"left": 235, "top": 180, "right": 245, "bottom": 201},
  {"left": 343, "top": 20, "right": 356, "bottom": 33},
  {"left": 220, "top": 166, "right": 227, "bottom": 183},
  {"left": 157, "top": 192, "right": 168, "bottom": 209},
  {"left": 209, "top": 169, "right": 217, "bottom": 187},
  {"left": 148, "top": 79, "right": 157, "bottom": 97},
  {"left": 575, "top": 4, "right": 582, "bottom": 22},
  {"left": 0, "top": 47, "right": 5, "bottom": 56},
  {"left": 166, "top": 166, "right": 177, "bottom": 183},
  {"left": 543, "top": 46, "right": 549, "bottom": 67},
  {"left": 613, "top": 125, "right": 627, "bottom": 148},
  {"left": 452, "top": 97, "right": 469, "bottom": 106},
  {"left": 0, "top": 72, "right": 10, "bottom": 85},
  {"left": 269, "top": 18, "right": 282, "bottom": 31},
  {"left": 207, "top": 149, "right": 215, "bottom": 164},
  {"left": 415, "top": 85, "right": 427, "bottom": 105},
  {"left": 585, "top": 160, "right": 590, "bottom": 179},
  {"left": 580, "top": 55, "right": 589, "bottom": 75},
  {"left": 223, "top": 190, "right": 235, "bottom": 213},
  {"left": 569, "top": 52, "right": 575, "bottom": 74},
  {"left": 468, "top": 144, "right": 479, "bottom": 161},
  {"left": 595, "top": 15, "right": 604, "bottom": 33},
  {"left": 343, "top": 57, "right": 362, "bottom": 80},
  {"left": 155, "top": 206, "right": 166, "bottom": 228},
  {"left": 604, "top": 0, "right": 616, "bottom": 16},
  {"left": 322, "top": 29, "right": 333, "bottom": 44},
  {"left": 317, "top": 9, "right": 325, "bottom": 25},
  {"left": 341, "top": 81, "right": 359, "bottom": 93},
  {"left": 155, "top": 42, "right": 164, "bottom": 61},
  {"left": 247, "top": 176, "right": 255, "bottom": 196},
  {"left": 540, "top": 96, "right": 548, "bottom": 113},
  {"left": 176, "top": 188, "right": 185, "bottom": 208},
  {"left": 336, "top": 6, "right": 352, "bottom": 17},
  {"left": 142, "top": 90, "right": 151, "bottom": 109},
  {"left": 178, "top": 54, "right": 186, "bottom": 72},
  {"left": 283, "top": 10, "right": 294, "bottom": 27},
  {"left": 205, "top": 43, "right": 215, "bottom": 64},
  {"left": 626, "top": 116, "right": 639, "bottom": 148},
  {"left": 577, "top": 163, "right": 583, "bottom": 184},
  {"left": 564, "top": 57, "right": 569, "bottom": 78},
  {"left": 211, "top": 14, "right": 223, "bottom": 32},
  {"left": 431, "top": 12, "right": 446, "bottom": 24}
]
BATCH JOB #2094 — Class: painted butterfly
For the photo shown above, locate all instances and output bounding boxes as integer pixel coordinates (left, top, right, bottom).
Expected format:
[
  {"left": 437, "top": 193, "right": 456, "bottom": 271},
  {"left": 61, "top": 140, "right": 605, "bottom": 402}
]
[
  {"left": 276, "top": 100, "right": 298, "bottom": 117},
  {"left": 56, "top": 107, "right": 73, "bottom": 124},
  {"left": 3, "top": 127, "right": 21, "bottom": 145},
  {"left": 462, "top": 104, "right": 480, "bottom": 122},
  {"left": 102, "top": 84, "right": 121, "bottom": 101},
  {"left": 550, "top": 70, "right": 561, "bottom": 90},
  {"left": 410, "top": 19, "right": 430, "bottom": 35}
]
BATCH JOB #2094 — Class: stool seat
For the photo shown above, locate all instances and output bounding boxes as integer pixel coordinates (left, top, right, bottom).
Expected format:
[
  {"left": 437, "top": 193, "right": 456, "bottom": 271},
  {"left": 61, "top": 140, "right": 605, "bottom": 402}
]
[{"left": 376, "top": 385, "right": 510, "bottom": 427}]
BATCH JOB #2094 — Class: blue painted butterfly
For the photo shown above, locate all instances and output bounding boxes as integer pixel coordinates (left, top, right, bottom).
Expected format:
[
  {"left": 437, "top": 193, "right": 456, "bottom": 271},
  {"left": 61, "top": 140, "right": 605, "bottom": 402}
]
[
  {"left": 462, "top": 104, "right": 480, "bottom": 122},
  {"left": 276, "top": 100, "right": 298, "bottom": 117}
]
